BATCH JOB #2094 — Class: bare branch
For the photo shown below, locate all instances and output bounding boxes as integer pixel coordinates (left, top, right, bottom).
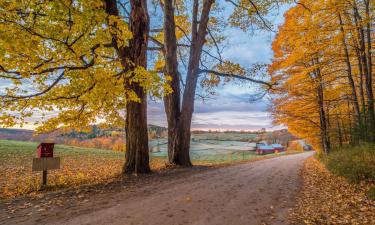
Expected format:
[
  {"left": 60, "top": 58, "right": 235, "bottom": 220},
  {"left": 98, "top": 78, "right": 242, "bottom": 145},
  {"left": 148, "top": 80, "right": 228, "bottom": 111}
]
[
  {"left": 150, "top": 28, "right": 163, "bottom": 32},
  {"left": 207, "top": 27, "right": 223, "bottom": 63},
  {"left": 198, "top": 68, "right": 273, "bottom": 87},
  {"left": 2, "top": 72, "right": 65, "bottom": 100},
  {"left": 225, "top": 0, "right": 274, "bottom": 31},
  {"left": 294, "top": 0, "right": 312, "bottom": 13}
]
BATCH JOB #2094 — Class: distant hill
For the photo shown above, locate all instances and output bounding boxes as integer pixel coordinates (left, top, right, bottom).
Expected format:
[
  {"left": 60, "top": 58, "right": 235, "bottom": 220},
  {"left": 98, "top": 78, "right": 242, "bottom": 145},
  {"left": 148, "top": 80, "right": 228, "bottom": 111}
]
[
  {"left": 0, "top": 128, "right": 34, "bottom": 141},
  {"left": 0, "top": 124, "right": 167, "bottom": 143}
]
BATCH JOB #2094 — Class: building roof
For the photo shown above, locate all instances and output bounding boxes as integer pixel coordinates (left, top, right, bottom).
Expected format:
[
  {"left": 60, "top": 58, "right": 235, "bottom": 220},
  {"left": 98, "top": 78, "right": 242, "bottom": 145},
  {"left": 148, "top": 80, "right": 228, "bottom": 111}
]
[{"left": 271, "top": 144, "right": 283, "bottom": 148}]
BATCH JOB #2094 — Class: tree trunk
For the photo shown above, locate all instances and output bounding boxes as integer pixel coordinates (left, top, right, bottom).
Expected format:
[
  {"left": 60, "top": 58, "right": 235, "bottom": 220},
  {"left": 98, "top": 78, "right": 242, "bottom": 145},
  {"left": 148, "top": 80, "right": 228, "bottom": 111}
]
[
  {"left": 124, "top": 85, "right": 150, "bottom": 174},
  {"left": 162, "top": 0, "right": 214, "bottom": 166},
  {"left": 347, "top": 98, "right": 355, "bottom": 145},
  {"left": 105, "top": 0, "right": 150, "bottom": 174},
  {"left": 162, "top": 0, "right": 184, "bottom": 165},
  {"left": 353, "top": 3, "right": 374, "bottom": 142},
  {"left": 336, "top": 114, "right": 343, "bottom": 147},
  {"left": 355, "top": 49, "right": 367, "bottom": 126},
  {"left": 338, "top": 13, "right": 361, "bottom": 143},
  {"left": 364, "top": 0, "right": 374, "bottom": 141},
  {"left": 176, "top": 0, "right": 214, "bottom": 166},
  {"left": 353, "top": 14, "right": 367, "bottom": 140},
  {"left": 314, "top": 60, "right": 330, "bottom": 154}
]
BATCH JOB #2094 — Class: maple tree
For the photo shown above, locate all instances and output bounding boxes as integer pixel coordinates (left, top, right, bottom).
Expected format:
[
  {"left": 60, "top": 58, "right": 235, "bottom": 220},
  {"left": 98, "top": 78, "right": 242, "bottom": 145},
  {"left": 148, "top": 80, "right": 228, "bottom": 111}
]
[
  {"left": 0, "top": 0, "right": 166, "bottom": 173},
  {"left": 270, "top": 0, "right": 374, "bottom": 153}
]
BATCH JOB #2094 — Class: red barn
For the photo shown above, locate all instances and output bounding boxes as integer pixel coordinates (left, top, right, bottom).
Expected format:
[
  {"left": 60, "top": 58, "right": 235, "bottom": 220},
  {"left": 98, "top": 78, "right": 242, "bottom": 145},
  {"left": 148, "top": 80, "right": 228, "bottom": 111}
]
[
  {"left": 271, "top": 144, "right": 284, "bottom": 153},
  {"left": 256, "top": 145, "right": 275, "bottom": 155}
]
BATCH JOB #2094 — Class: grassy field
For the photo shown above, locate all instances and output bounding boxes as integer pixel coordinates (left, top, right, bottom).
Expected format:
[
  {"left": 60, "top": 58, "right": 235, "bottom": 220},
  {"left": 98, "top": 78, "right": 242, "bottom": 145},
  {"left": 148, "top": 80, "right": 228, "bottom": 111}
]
[
  {"left": 0, "top": 139, "right": 283, "bottom": 199},
  {"left": 0, "top": 140, "right": 168, "bottom": 199},
  {"left": 192, "top": 132, "right": 258, "bottom": 141}
]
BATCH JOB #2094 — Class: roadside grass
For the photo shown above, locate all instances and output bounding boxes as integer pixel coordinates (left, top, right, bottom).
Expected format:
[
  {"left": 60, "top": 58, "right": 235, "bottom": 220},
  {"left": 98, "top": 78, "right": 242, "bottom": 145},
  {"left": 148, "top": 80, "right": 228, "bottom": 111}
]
[
  {"left": 319, "top": 144, "right": 375, "bottom": 199},
  {"left": 321, "top": 144, "right": 375, "bottom": 183},
  {"left": 0, "top": 139, "right": 286, "bottom": 199}
]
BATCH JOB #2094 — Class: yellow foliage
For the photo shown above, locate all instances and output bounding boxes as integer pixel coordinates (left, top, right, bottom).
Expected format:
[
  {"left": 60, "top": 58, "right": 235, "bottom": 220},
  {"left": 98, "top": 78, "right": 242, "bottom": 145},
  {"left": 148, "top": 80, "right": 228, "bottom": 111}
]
[
  {"left": 269, "top": 0, "right": 373, "bottom": 151},
  {"left": 0, "top": 0, "right": 169, "bottom": 131}
]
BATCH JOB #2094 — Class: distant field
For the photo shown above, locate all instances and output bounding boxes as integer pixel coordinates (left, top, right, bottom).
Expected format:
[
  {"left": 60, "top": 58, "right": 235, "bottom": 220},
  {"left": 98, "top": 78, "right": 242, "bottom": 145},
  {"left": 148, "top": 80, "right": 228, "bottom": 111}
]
[
  {"left": 0, "top": 139, "right": 283, "bottom": 199},
  {"left": 192, "top": 132, "right": 258, "bottom": 141}
]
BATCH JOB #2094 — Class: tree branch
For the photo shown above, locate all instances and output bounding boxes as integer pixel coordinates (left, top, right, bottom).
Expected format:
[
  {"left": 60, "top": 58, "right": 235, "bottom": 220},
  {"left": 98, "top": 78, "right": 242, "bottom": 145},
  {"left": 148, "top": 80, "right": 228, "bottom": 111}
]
[
  {"left": 198, "top": 68, "right": 273, "bottom": 87},
  {"left": 1, "top": 72, "right": 65, "bottom": 100}
]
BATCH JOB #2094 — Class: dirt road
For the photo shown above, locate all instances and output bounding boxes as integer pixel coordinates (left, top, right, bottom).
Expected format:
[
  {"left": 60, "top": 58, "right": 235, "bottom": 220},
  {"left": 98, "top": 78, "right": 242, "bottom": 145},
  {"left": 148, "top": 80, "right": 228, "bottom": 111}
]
[{"left": 3, "top": 152, "right": 313, "bottom": 225}]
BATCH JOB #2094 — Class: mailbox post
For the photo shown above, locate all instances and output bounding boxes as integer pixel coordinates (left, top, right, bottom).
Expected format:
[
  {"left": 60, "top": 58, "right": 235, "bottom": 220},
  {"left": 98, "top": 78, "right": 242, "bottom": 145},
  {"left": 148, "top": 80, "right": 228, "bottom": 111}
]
[{"left": 32, "top": 143, "right": 60, "bottom": 187}]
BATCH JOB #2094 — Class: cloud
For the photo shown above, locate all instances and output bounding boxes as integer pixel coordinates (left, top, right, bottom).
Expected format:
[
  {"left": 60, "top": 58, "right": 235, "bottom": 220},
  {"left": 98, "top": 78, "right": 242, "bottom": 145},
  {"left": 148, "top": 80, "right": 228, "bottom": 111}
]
[
  {"left": 222, "top": 30, "right": 274, "bottom": 65},
  {"left": 147, "top": 90, "right": 277, "bottom": 131}
]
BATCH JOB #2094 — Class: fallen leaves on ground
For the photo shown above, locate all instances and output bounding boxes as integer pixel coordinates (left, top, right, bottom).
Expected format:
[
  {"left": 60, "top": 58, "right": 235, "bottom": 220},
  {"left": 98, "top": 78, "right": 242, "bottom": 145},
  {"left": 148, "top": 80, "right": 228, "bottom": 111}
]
[
  {"left": 0, "top": 141, "right": 166, "bottom": 199},
  {"left": 289, "top": 157, "right": 375, "bottom": 225}
]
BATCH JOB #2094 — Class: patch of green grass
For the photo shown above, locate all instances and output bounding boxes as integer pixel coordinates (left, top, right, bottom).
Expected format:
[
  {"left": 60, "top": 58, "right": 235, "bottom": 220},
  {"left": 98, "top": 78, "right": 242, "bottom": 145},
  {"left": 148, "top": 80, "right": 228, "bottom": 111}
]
[
  {"left": 368, "top": 186, "right": 375, "bottom": 200},
  {"left": 320, "top": 144, "right": 375, "bottom": 183}
]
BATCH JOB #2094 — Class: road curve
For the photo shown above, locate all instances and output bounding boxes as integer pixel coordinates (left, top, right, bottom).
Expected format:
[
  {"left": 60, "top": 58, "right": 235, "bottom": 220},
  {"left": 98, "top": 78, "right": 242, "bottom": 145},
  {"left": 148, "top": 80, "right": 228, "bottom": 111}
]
[{"left": 9, "top": 152, "right": 314, "bottom": 225}]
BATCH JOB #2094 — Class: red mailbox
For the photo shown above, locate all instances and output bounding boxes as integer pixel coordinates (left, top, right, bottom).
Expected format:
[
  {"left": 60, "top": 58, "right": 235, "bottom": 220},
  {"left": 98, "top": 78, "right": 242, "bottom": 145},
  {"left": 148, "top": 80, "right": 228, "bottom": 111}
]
[{"left": 37, "top": 143, "right": 55, "bottom": 158}]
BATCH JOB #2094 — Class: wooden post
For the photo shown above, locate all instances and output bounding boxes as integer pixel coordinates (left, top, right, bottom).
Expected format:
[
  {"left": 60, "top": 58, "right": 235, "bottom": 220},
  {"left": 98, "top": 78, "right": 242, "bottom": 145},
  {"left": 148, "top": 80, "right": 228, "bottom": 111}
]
[{"left": 42, "top": 170, "right": 47, "bottom": 186}]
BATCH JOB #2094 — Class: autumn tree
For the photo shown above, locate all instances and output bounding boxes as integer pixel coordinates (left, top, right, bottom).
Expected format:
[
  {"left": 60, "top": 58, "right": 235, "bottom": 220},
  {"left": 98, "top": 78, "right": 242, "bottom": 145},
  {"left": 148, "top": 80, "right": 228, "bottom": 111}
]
[
  {"left": 149, "top": 0, "right": 286, "bottom": 166},
  {"left": 0, "top": 0, "right": 164, "bottom": 173},
  {"left": 270, "top": 0, "right": 374, "bottom": 153}
]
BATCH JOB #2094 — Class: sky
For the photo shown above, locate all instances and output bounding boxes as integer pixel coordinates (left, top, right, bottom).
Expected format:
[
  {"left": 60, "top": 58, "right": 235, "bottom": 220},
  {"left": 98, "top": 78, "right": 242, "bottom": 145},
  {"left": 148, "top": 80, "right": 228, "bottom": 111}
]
[
  {"left": 147, "top": 4, "right": 291, "bottom": 131},
  {"left": 1, "top": 3, "right": 291, "bottom": 131}
]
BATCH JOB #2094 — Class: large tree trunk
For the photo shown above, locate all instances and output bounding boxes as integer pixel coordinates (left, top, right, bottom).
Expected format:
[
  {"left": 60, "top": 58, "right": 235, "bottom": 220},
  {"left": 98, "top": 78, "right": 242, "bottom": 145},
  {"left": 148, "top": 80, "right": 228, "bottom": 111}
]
[
  {"left": 162, "top": 0, "right": 183, "bottom": 165},
  {"left": 124, "top": 84, "right": 150, "bottom": 174},
  {"left": 163, "top": 0, "right": 214, "bottom": 166},
  {"left": 105, "top": 0, "right": 150, "bottom": 174},
  {"left": 175, "top": 0, "right": 214, "bottom": 166}
]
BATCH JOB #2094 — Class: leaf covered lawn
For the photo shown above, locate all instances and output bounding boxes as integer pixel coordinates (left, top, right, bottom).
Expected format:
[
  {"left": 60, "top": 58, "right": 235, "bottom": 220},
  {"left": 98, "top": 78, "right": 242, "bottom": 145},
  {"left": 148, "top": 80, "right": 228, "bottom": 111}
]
[
  {"left": 289, "top": 157, "right": 375, "bottom": 225},
  {"left": 0, "top": 140, "right": 166, "bottom": 199}
]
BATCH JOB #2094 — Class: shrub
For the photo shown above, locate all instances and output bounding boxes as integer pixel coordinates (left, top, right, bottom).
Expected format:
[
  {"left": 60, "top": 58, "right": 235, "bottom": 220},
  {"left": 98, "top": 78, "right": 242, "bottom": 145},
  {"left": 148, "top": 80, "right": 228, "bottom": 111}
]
[{"left": 321, "top": 144, "right": 375, "bottom": 183}]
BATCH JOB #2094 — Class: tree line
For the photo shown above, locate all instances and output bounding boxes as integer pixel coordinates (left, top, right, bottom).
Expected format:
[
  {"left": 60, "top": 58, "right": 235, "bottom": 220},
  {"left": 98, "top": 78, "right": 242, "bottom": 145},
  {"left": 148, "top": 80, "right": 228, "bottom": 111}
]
[
  {"left": 0, "top": 0, "right": 289, "bottom": 174},
  {"left": 270, "top": 0, "right": 374, "bottom": 154}
]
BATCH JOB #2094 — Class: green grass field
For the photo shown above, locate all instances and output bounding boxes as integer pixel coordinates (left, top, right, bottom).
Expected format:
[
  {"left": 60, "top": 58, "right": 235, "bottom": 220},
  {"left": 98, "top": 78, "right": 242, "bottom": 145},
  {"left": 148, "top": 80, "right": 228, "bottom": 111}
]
[{"left": 0, "top": 139, "right": 283, "bottom": 199}]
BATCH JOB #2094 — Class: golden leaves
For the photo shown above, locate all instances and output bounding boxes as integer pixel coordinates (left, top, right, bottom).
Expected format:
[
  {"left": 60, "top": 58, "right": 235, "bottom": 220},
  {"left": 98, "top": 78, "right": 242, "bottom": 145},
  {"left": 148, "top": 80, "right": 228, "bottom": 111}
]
[
  {"left": 108, "top": 15, "right": 133, "bottom": 47},
  {"left": 0, "top": 0, "right": 171, "bottom": 131},
  {"left": 0, "top": 140, "right": 167, "bottom": 200},
  {"left": 289, "top": 157, "right": 375, "bottom": 225}
]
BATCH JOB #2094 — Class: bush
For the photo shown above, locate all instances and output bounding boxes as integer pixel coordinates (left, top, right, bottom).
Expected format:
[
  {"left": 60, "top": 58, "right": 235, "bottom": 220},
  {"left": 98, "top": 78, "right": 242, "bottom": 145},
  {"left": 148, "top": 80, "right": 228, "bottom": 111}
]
[{"left": 321, "top": 144, "right": 375, "bottom": 183}]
